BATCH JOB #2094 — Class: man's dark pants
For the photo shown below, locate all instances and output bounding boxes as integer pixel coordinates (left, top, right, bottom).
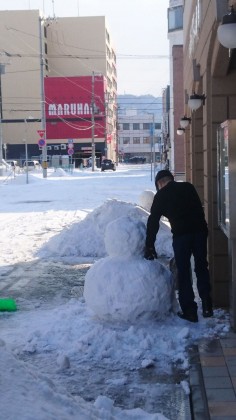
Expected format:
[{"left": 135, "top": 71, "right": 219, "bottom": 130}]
[{"left": 172, "top": 231, "right": 211, "bottom": 314}]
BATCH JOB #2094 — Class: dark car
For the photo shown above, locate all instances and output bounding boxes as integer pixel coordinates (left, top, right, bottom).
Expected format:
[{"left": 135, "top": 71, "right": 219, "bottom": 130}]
[
  {"left": 128, "top": 156, "right": 146, "bottom": 164},
  {"left": 101, "top": 159, "right": 116, "bottom": 172}
]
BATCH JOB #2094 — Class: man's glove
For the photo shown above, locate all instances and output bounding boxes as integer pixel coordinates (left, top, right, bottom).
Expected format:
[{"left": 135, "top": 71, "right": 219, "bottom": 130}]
[{"left": 144, "top": 246, "right": 157, "bottom": 260}]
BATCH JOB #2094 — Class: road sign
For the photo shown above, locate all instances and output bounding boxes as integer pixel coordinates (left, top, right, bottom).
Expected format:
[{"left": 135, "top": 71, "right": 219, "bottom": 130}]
[
  {"left": 68, "top": 143, "right": 74, "bottom": 149},
  {"left": 68, "top": 148, "right": 74, "bottom": 155},
  {"left": 38, "top": 138, "right": 46, "bottom": 147},
  {"left": 68, "top": 139, "right": 74, "bottom": 144},
  {"left": 37, "top": 130, "right": 45, "bottom": 138}
]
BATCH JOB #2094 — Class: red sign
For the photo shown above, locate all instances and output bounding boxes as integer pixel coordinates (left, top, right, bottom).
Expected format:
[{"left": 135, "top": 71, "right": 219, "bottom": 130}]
[
  {"left": 37, "top": 130, "right": 45, "bottom": 138},
  {"left": 44, "top": 76, "right": 106, "bottom": 140},
  {"left": 68, "top": 148, "right": 74, "bottom": 155}
]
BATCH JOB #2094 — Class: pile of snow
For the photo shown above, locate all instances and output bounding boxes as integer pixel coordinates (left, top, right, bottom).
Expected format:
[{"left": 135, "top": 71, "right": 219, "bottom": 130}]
[
  {"left": 38, "top": 199, "right": 149, "bottom": 259},
  {"left": 48, "top": 168, "right": 69, "bottom": 177},
  {"left": 84, "top": 215, "right": 176, "bottom": 321},
  {"left": 37, "top": 198, "right": 173, "bottom": 260}
]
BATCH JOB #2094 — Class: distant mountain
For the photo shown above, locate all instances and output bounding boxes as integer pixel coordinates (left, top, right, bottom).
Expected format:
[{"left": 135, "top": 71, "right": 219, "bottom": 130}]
[{"left": 117, "top": 94, "right": 162, "bottom": 119}]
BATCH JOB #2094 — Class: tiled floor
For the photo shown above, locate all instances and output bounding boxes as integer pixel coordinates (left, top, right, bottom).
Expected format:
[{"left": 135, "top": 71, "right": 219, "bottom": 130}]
[{"left": 190, "top": 333, "right": 236, "bottom": 419}]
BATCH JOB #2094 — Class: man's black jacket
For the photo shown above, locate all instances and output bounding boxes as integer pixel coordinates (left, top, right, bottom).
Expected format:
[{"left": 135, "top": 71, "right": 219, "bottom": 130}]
[{"left": 146, "top": 181, "right": 208, "bottom": 248}]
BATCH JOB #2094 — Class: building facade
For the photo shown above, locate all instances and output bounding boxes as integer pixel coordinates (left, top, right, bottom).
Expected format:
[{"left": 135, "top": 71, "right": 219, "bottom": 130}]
[
  {"left": 182, "top": 0, "right": 236, "bottom": 327},
  {"left": 118, "top": 110, "right": 162, "bottom": 163},
  {"left": 0, "top": 10, "right": 117, "bottom": 164},
  {"left": 167, "top": 0, "right": 185, "bottom": 177}
]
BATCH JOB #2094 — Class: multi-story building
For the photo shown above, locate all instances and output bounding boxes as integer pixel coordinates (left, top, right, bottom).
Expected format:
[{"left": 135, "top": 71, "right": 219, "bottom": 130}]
[
  {"left": 0, "top": 10, "right": 117, "bottom": 165},
  {"left": 118, "top": 110, "right": 162, "bottom": 163},
  {"left": 181, "top": 0, "right": 236, "bottom": 327}
]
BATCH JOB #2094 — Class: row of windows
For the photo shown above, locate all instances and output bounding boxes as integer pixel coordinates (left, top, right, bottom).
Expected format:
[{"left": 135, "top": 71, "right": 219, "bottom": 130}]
[
  {"left": 119, "top": 136, "right": 159, "bottom": 145},
  {"left": 120, "top": 122, "right": 161, "bottom": 131}
]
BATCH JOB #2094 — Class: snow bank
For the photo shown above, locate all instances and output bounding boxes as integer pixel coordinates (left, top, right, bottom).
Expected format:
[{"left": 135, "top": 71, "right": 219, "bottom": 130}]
[
  {"left": 37, "top": 198, "right": 173, "bottom": 259},
  {"left": 38, "top": 199, "right": 149, "bottom": 259}
]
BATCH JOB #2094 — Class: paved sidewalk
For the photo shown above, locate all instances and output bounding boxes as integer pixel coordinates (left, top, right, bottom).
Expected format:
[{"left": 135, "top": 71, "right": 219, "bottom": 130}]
[{"left": 190, "top": 331, "right": 236, "bottom": 419}]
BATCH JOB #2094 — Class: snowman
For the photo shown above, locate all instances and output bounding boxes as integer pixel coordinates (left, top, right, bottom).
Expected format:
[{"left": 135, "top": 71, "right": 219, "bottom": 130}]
[{"left": 84, "top": 214, "right": 177, "bottom": 322}]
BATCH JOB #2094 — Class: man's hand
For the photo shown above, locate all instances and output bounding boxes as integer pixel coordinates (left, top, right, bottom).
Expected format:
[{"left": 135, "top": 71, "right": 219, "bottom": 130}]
[{"left": 144, "top": 246, "right": 158, "bottom": 260}]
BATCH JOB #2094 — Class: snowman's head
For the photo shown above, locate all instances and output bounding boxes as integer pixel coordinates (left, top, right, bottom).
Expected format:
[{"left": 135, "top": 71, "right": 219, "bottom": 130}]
[
  {"left": 138, "top": 190, "right": 155, "bottom": 212},
  {"left": 104, "top": 215, "right": 146, "bottom": 257}
]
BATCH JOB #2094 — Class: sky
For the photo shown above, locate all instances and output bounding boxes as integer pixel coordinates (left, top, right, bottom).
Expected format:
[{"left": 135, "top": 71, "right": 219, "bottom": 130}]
[
  {"left": 0, "top": 0, "right": 170, "bottom": 96},
  {"left": 0, "top": 162, "right": 230, "bottom": 419}
]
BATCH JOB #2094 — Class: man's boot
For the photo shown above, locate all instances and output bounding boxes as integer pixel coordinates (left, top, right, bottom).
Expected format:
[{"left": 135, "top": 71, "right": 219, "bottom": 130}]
[{"left": 202, "top": 296, "right": 213, "bottom": 318}]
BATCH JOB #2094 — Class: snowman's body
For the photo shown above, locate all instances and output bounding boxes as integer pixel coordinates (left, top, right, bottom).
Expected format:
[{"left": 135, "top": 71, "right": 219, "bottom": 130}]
[{"left": 84, "top": 215, "right": 177, "bottom": 322}]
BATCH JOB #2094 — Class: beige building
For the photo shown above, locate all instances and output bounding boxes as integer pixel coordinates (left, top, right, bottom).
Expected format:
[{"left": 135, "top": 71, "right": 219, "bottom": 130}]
[
  {"left": 0, "top": 10, "right": 117, "bottom": 162},
  {"left": 118, "top": 110, "right": 162, "bottom": 163},
  {"left": 182, "top": 0, "right": 236, "bottom": 327}
]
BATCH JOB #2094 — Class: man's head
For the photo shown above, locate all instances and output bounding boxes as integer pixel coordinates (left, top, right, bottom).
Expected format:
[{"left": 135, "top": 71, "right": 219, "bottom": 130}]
[{"left": 155, "top": 170, "right": 174, "bottom": 191}]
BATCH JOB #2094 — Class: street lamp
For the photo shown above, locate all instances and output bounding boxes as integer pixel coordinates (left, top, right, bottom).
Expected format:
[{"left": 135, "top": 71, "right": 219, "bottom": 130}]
[
  {"left": 217, "top": 5, "right": 236, "bottom": 49},
  {"left": 188, "top": 93, "right": 206, "bottom": 111}
]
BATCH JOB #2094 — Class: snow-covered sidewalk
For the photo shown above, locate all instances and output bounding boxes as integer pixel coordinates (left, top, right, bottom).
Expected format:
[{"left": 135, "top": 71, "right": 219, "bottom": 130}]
[{"left": 0, "top": 166, "right": 230, "bottom": 419}]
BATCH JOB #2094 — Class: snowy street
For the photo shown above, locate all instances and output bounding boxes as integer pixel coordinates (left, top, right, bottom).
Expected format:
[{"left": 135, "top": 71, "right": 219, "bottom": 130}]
[{"left": 0, "top": 164, "right": 230, "bottom": 420}]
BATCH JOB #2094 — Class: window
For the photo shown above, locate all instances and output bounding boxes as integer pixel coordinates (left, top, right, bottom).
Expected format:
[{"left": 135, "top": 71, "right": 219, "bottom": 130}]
[
  {"left": 123, "top": 137, "right": 130, "bottom": 144},
  {"left": 168, "top": 6, "right": 183, "bottom": 32},
  {"left": 123, "top": 123, "right": 130, "bottom": 130},
  {"left": 133, "top": 137, "right": 140, "bottom": 144},
  {"left": 143, "top": 123, "right": 151, "bottom": 130},
  {"left": 155, "top": 123, "right": 161, "bottom": 129},
  {"left": 133, "top": 123, "right": 140, "bottom": 130},
  {"left": 143, "top": 137, "right": 150, "bottom": 144}
]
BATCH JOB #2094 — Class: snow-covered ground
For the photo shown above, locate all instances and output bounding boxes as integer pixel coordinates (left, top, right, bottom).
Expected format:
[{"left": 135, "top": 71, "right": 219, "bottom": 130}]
[{"left": 0, "top": 164, "right": 230, "bottom": 420}]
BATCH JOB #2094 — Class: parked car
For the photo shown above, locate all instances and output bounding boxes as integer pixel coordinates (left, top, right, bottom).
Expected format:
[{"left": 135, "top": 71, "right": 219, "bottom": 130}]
[
  {"left": 101, "top": 159, "right": 116, "bottom": 172},
  {"left": 23, "top": 160, "right": 40, "bottom": 170},
  {"left": 128, "top": 156, "right": 146, "bottom": 164}
]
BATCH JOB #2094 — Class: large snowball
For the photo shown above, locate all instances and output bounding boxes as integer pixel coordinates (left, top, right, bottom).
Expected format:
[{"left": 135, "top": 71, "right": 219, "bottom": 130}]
[
  {"left": 105, "top": 216, "right": 146, "bottom": 257},
  {"left": 84, "top": 256, "right": 175, "bottom": 322},
  {"left": 138, "top": 190, "right": 155, "bottom": 212}
]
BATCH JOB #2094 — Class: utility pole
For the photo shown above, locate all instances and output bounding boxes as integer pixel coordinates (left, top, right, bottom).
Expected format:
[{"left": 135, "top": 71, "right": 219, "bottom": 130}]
[
  {"left": 104, "top": 92, "right": 109, "bottom": 159},
  {"left": 91, "top": 71, "right": 95, "bottom": 171},
  {"left": 150, "top": 114, "right": 155, "bottom": 181},
  {"left": 0, "top": 64, "right": 5, "bottom": 176},
  {"left": 39, "top": 15, "right": 47, "bottom": 178}
]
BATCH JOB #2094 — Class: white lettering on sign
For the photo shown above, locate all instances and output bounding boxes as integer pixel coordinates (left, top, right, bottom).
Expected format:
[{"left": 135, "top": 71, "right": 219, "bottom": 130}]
[{"left": 48, "top": 103, "right": 92, "bottom": 116}]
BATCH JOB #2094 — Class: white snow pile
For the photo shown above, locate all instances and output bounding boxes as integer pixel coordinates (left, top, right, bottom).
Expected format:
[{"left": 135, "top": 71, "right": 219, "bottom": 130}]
[
  {"left": 48, "top": 168, "right": 69, "bottom": 177},
  {"left": 37, "top": 198, "right": 173, "bottom": 260},
  {"left": 84, "top": 215, "right": 176, "bottom": 321},
  {"left": 37, "top": 199, "right": 148, "bottom": 259}
]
